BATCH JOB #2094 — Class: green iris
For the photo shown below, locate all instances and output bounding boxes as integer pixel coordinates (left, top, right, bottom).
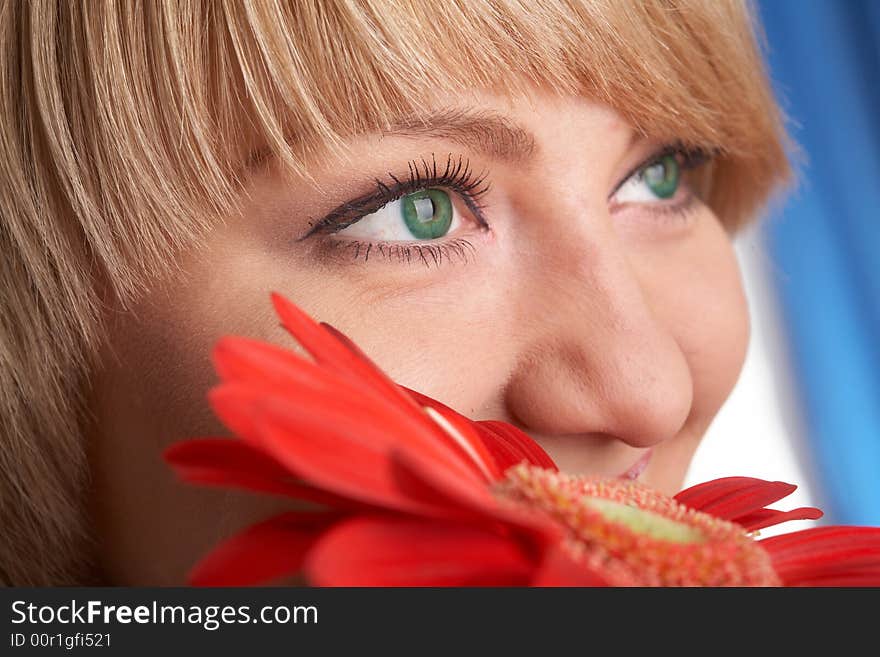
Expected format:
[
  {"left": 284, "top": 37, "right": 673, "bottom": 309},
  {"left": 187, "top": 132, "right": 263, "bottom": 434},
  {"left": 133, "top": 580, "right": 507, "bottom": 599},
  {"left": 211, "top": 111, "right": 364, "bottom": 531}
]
[
  {"left": 642, "top": 154, "right": 680, "bottom": 199},
  {"left": 401, "top": 189, "right": 453, "bottom": 239}
]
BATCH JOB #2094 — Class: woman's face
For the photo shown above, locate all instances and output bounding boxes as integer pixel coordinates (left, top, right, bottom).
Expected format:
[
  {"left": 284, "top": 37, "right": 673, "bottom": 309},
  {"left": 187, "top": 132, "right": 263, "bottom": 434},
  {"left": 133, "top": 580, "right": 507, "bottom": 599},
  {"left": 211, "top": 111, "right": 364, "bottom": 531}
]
[{"left": 88, "top": 89, "right": 750, "bottom": 584}]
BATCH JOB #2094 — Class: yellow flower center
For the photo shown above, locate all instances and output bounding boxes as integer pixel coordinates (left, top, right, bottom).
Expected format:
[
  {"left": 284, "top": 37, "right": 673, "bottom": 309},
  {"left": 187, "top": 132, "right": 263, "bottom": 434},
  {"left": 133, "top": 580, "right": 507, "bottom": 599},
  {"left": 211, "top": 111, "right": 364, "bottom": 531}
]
[
  {"left": 582, "top": 497, "right": 705, "bottom": 544},
  {"left": 496, "top": 464, "right": 780, "bottom": 587}
]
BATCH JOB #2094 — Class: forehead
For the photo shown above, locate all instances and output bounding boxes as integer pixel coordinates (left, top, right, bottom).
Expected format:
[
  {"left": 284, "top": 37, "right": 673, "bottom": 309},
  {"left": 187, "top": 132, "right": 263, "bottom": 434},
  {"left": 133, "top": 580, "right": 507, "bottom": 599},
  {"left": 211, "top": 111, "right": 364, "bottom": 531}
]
[{"left": 241, "top": 99, "right": 662, "bottom": 225}]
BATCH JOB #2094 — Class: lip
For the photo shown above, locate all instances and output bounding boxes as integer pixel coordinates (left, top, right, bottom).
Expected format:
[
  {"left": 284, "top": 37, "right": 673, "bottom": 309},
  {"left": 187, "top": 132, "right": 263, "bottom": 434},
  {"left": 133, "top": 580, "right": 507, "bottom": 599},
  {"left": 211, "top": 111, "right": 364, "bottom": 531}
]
[{"left": 618, "top": 449, "right": 653, "bottom": 480}]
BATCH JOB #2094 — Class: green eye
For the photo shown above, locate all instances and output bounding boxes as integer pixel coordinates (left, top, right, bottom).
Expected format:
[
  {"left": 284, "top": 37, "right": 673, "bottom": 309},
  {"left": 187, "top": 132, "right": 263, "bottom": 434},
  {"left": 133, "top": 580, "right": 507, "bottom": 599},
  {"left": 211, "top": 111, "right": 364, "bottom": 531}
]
[
  {"left": 642, "top": 154, "right": 680, "bottom": 199},
  {"left": 401, "top": 189, "right": 453, "bottom": 239}
]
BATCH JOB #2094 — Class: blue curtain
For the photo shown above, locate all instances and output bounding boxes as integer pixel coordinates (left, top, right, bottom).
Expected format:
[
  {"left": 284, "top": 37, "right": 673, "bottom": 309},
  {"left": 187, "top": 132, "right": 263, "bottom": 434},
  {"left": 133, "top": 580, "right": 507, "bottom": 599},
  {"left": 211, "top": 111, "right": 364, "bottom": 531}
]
[{"left": 757, "top": 0, "right": 880, "bottom": 525}]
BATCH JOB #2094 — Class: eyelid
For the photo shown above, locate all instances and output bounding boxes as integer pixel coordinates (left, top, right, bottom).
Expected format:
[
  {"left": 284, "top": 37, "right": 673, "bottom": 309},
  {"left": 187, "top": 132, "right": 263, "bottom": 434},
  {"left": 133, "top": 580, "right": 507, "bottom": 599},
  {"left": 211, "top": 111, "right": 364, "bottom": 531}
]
[
  {"left": 298, "top": 187, "right": 398, "bottom": 240},
  {"left": 607, "top": 143, "right": 712, "bottom": 200},
  {"left": 298, "top": 154, "right": 490, "bottom": 241}
]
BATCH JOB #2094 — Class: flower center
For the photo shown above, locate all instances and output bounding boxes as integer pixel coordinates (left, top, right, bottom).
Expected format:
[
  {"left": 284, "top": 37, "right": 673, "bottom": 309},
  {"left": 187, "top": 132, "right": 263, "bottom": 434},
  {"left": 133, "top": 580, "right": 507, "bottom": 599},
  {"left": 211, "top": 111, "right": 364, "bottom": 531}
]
[
  {"left": 496, "top": 464, "right": 780, "bottom": 586},
  {"left": 582, "top": 497, "right": 705, "bottom": 544}
]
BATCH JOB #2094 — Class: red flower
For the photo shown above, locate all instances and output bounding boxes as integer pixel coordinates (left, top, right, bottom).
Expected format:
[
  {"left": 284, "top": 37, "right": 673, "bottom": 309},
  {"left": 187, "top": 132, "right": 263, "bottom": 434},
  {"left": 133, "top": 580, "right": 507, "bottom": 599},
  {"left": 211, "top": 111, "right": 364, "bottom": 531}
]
[
  {"left": 675, "top": 477, "right": 880, "bottom": 586},
  {"left": 164, "top": 293, "right": 880, "bottom": 586}
]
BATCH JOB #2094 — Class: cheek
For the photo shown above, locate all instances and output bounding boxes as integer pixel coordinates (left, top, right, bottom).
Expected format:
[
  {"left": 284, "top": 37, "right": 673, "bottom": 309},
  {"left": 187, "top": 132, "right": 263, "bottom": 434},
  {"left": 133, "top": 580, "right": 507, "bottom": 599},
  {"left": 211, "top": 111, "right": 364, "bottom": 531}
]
[
  {"left": 619, "top": 216, "right": 750, "bottom": 495},
  {"left": 88, "top": 285, "right": 277, "bottom": 584},
  {"left": 682, "top": 240, "right": 749, "bottom": 423},
  {"left": 641, "top": 216, "right": 750, "bottom": 435},
  {"left": 304, "top": 267, "right": 518, "bottom": 417},
  {"left": 88, "top": 230, "right": 514, "bottom": 583},
  {"left": 88, "top": 242, "right": 321, "bottom": 584}
]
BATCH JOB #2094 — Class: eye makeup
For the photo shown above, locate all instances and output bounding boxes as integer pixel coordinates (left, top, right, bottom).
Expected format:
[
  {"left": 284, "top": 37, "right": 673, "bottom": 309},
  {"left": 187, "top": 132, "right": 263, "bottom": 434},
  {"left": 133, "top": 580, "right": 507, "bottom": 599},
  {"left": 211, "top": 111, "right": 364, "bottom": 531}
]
[
  {"left": 319, "top": 236, "right": 478, "bottom": 267},
  {"left": 297, "top": 153, "right": 491, "bottom": 269},
  {"left": 608, "top": 144, "right": 715, "bottom": 234},
  {"left": 299, "top": 142, "right": 715, "bottom": 268},
  {"left": 608, "top": 143, "right": 714, "bottom": 223},
  {"left": 299, "top": 153, "right": 490, "bottom": 240},
  {"left": 609, "top": 144, "right": 712, "bottom": 198}
]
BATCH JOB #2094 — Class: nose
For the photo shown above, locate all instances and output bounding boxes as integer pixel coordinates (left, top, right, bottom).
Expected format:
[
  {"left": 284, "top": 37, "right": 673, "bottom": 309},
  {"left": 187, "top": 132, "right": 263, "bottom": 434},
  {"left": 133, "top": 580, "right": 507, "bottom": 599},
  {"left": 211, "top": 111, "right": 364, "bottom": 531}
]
[{"left": 502, "top": 211, "right": 694, "bottom": 449}]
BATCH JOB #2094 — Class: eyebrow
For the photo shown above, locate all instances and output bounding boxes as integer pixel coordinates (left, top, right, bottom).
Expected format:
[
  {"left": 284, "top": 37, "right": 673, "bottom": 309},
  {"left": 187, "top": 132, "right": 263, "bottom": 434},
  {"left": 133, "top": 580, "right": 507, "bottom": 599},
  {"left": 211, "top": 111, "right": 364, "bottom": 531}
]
[
  {"left": 244, "top": 108, "right": 538, "bottom": 172},
  {"left": 385, "top": 109, "right": 537, "bottom": 164}
]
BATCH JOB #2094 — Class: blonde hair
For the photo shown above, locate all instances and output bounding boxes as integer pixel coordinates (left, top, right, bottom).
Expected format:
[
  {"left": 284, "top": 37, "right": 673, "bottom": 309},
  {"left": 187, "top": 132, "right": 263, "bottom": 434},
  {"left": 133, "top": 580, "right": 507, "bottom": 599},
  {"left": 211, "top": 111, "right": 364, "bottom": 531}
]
[{"left": 0, "top": 0, "right": 789, "bottom": 584}]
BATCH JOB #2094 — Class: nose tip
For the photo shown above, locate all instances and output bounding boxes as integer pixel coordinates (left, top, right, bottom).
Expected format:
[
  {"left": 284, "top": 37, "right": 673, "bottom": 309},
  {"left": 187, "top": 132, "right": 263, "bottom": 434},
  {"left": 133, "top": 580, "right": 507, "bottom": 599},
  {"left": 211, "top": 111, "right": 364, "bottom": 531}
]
[
  {"left": 505, "top": 337, "right": 693, "bottom": 449},
  {"left": 596, "top": 360, "right": 694, "bottom": 447},
  {"left": 500, "top": 193, "right": 696, "bottom": 452}
]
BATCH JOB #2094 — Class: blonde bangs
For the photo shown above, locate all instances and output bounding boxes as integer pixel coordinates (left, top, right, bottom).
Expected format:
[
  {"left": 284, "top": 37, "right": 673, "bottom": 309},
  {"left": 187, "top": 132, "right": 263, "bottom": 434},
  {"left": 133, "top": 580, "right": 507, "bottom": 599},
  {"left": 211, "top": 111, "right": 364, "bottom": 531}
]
[
  {"left": 218, "top": 0, "right": 790, "bottom": 229},
  {"left": 0, "top": 0, "right": 789, "bottom": 584},
  {"left": 16, "top": 0, "right": 789, "bottom": 298}
]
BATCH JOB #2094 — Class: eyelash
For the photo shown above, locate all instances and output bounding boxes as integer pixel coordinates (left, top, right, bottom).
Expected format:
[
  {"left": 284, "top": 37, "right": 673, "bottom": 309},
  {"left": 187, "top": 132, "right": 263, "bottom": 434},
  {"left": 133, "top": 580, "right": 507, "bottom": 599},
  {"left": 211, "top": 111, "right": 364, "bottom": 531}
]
[
  {"left": 302, "top": 154, "right": 490, "bottom": 239},
  {"left": 609, "top": 144, "right": 711, "bottom": 217},
  {"left": 612, "top": 144, "right": 710, "bottom": 194},
  {"left": 306, "top": 144, "right": 712, "bottom": 266},
  {"left": 319, "top": 237, "right": 478, "bottom": 267}
]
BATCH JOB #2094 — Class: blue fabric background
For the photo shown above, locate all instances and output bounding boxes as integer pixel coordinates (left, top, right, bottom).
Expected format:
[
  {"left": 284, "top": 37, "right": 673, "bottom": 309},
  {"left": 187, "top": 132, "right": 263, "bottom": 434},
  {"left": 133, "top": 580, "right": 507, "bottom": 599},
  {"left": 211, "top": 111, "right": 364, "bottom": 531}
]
[{"left": 757, "top": 0, "right": 880, "bottom": 524}]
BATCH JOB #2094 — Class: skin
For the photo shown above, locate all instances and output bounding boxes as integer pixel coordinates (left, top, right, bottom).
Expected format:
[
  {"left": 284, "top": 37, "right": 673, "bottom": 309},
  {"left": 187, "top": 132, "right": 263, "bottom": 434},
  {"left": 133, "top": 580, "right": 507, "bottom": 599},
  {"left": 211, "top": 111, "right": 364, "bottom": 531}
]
[{"left": 87, "top": 90, "right": 750, "bottom": 585}]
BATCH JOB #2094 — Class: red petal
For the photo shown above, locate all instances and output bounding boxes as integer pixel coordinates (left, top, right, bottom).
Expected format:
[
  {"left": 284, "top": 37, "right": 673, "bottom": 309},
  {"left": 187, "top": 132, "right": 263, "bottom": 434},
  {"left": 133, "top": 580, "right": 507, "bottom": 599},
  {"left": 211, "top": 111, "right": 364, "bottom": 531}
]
[
  {"left": 244, "top": 391, "right": 488, "bottom": 516},
  {"left": 390, "top": 448, "right": 563, "bottom": 544},
  {"left": 476, "top": 420, "right": 558, "bottom": 472},
  {"left": 783, "top": 566, "right": 880, "bottom": 587},
  {"left": 388, "top": 448, "right": 500, "bottom": 521},
  {"left": 213, "top": 331, "right": 487, "bottom": 489},
  {"left": 211, "top": 337, "right": 408, "bottom": 434},
  {"left": 319, "top": 325, "right": 500, "bottom": 486},
  {"left": 674, "top": 477, "right": 799, "bottom": 521},
  {"left": 761, "top": 526, "right": 880, "bottom": 586},
  {"left": 163, "top": 438, "right": 361, "bottom": 509},
  {"left": 402, "top": 386, "right": 502, "bottom": 481},
  {"left": 319, "top": 321, "right": 427, "bottom": 409},
  {"left": 530, "top": 545, "right": 609, "bottom": 587},
  {"left": 209, "top": 381, "right": 427, "bottom": 455},
  {"left": 220, "top": 297, "right": 493, "bottom": 485},
  {"left": 761, "top": 525, "right": 880, "bottom": 559},
  {"left": 270, "top": 293, "right": 357, "bottom": 369},
  {"left": 304, "top": 515, "right": 535, "bottom": 586},
  {"left": 189, "top": 511, "right": 339, "bottom": 586},
  {"left": 212, "top": 377, "right": 483, "bottom": 479},
  {"left": 675, "top": 477, "right": 770, "bottom": 508},
  {"left": 271, "top": 293, "right": 421, "bottom": 412},
  {"left": 213, "top": 336, "right": 319, "bottom": 388},
  {"left": 734, "top": 506, "right": 824, "bottom": 532}
]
